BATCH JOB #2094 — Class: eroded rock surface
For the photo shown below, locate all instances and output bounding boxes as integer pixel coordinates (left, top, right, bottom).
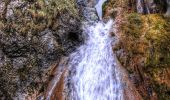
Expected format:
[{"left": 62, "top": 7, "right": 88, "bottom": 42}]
[{"left": 0, "top": 0, "right": 82, "bottom": 99}]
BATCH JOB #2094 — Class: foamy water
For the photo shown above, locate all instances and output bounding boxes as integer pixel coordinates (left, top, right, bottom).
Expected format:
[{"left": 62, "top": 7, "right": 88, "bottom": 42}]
[{"left": 69, "top": 19, "right": 124, "bottom": 100}]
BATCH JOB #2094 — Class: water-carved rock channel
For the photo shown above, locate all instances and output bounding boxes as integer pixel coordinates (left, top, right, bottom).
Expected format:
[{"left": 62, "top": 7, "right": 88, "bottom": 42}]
[{"left": 45, "top": 0, "right": 141, "bottom": 100}]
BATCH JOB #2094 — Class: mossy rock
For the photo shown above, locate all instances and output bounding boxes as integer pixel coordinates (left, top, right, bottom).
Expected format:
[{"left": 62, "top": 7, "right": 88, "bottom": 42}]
[
  {"left": 121, "top": 13, "right": 144, "bottom": 38},
  {"left": 143, "top": 15, "right": 170, "bottom": 67},
  {"left": 153, "top": 82, "right": 170, "bottom": 100},
  {"left": 119, "top": 12, "right": 170, "bottom": 99},
  {"left": 121, "top": 13, "right": 170, "bottom": 68},
  {"left": 0, "top": 0, "right": 79, "bottom": 35}
]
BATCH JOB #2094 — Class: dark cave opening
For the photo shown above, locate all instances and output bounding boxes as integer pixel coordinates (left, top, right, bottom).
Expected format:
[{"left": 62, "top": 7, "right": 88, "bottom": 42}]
[{"left": 67, "top": 32, "right": 80, "bottom": 42}]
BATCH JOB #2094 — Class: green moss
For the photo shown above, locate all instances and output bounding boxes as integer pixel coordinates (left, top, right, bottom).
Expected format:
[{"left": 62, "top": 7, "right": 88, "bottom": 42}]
[
  {"left": 121, "top": 13, "right": 143, "bottom": 38},
  {"left": 119, "top": 13, "right": 170, "bottom": 99},
  {"left": 1, "top": 0, "right": 79, "bottom": 35},
  {"left": 153, "top": 83, "right": 170, "bottom": 100},
  {"left": 103, "top": 0, "right": 129, "bottom": 18},
  {"left": 144, "top": 15, "right": 170, "bottom": 68},
  {"left": 121, "top": 13, "right": 170, "bottom": 68}
]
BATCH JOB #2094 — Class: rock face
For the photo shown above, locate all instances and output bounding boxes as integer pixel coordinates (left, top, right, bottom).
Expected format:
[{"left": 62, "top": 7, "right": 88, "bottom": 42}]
[
  {"left": 44, "top": 0, "right": 142, "bottom": 100},
  {"left": 103, "top": 0, "right": 170, "bottom": 99},
  {"left": 0, "top": 0, "right": 169, "bottom": 99},
  {"left": 126, "top": 0, "right": 168, "bottom": 14},
  {"left": 0, "top": 0, "right": 83, "bottom": 99},
  {"left": 44, "top": 57, "right": 69, "bottom": 100}
]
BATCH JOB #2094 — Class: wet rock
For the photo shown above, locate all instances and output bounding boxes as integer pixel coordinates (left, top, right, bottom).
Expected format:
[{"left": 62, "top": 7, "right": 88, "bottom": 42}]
[
  {"left": 83, "top": 7, "right": 98, "bottom": 21},
  {"left": 44, "top": 57, "right": 69, "bottom": 100},
  {"left": 77, "top": 0, "right": 97, "bottom": 7},
  {"left": 77, "top": 0, "right": 99, "bottom": 21},
  {"left": 40, "top": 29, "right": 62, "bottom": 61}
]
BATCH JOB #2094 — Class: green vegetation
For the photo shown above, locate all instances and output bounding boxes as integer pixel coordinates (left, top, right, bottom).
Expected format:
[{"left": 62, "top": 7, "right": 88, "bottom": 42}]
[
  {"left": 0, "top": 0, "right": 79, "bottom": 98},
  {"left": 119, "top": 13, "right": 170, "bottom": 99},
  {"left": 102, "top": 0, "right": 128, "bottom": 18},
  {"left": 0, "top": 0, "right": 79, "bottom": 35},
  {"left": 103, "top": 2, "right": 170, "bottom": 99}
]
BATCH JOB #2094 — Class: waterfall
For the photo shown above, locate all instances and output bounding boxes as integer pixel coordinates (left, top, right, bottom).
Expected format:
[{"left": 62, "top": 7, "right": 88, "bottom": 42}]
[
  {"left": 69, "top": 20, "right": 124, "bottom": 100},
  {"left": 95, "top": 0, "right": 107, "bottom": 20},
  {"left": 136, "top": 0, "right": 150, "bottom": 14},
  {"left": 166, "top": 0, "right": 170, "bottom": 16},
  {"left": 137, "top": 0, "right": 144, "bottom": 13},
  {"left": 44, "top": 0, "right": 142, "bottom": 100},
  {"left": 68, "top": 0, "right": 124, "bottom": 100}
]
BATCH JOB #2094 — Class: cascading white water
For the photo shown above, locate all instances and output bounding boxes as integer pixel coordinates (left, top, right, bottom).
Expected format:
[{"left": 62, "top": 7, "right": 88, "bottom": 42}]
[
  {"left": 69, "top": 20, "right": 124, "bottom": 100},
  {"left": 69, "top": 0, "right": 124, "bottom": 98},
  {"left": 44, "top": 0, "right": 140, "bottom": 99},
  {"left": 137, "top": 0, "right": 144, "bottom": 13},
  {"left": 136, "top": 0, "right": 150, "bottom": 14},
  {"left": 95, "top": 0, "right": 107, "bottom": 20}
]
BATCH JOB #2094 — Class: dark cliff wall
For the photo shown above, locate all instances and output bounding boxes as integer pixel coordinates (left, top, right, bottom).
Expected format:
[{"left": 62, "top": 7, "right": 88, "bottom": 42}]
[
  {"left": 0, "top": 0, "right": 83, "bottom": 99},
  {"left": 127, "top": 0, "right": 168, "bottom": 14}
]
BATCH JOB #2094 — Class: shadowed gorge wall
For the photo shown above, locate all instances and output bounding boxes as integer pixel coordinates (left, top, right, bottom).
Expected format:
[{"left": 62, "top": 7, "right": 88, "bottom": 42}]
[{"left": 0, "top": 0, "right": 82, "bottom": 99}]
